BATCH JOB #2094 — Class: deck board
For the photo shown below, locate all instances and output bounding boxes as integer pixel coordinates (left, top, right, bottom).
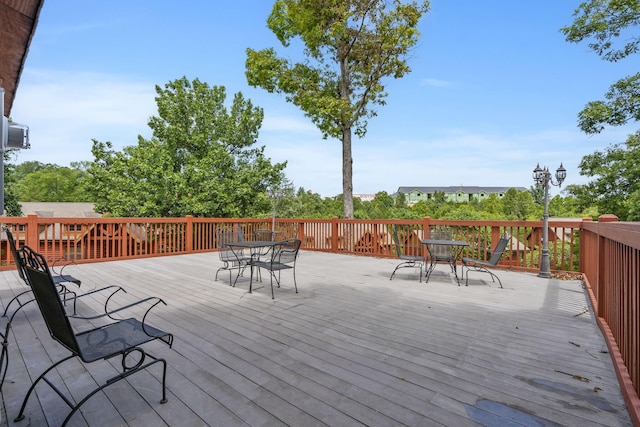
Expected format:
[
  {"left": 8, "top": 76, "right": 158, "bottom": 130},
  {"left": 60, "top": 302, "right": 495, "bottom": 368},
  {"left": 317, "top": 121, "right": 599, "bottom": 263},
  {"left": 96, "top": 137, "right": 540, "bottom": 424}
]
[{"left": 0, "top": 251, "right": 633, "bottom": 426}]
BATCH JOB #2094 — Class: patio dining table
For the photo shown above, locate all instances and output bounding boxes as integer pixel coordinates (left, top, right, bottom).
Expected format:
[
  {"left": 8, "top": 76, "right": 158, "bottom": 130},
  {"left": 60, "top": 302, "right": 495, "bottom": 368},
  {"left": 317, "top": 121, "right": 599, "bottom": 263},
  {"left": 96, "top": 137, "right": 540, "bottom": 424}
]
[
  {"left": 225, "top": 240, "right": 280, "bottom": 293},
  {"left": 421, "top": 239, "right": 470, "bottom": 285}
]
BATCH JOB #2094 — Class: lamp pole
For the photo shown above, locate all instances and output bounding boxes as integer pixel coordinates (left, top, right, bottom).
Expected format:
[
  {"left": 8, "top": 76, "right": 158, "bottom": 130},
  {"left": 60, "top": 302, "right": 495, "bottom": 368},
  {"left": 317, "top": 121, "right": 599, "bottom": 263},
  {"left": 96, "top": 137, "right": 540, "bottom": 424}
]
[
  {"left": 532, "top": 163, "right": 566, "bottom": 278},
  {"left": 269, "top": 187, "right": 282, "bottom": 241}
]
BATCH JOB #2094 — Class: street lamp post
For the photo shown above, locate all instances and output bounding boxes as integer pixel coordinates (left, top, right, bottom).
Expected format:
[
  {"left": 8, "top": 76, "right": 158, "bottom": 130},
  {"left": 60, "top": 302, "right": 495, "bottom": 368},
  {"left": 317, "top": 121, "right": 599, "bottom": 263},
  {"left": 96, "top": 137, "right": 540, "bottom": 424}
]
[
  {"left": 532, "top": 163, "right": 567, "bottom": 278},
  {"left": 269, "top": 187, "right": 282, "bottom": 241}
]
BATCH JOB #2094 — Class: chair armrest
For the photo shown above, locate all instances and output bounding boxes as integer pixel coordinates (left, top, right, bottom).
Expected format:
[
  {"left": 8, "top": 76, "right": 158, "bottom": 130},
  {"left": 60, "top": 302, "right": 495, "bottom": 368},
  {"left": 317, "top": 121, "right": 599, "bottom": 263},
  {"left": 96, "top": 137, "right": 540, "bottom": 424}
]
[
  {"left": 70, "top": 286, "right": 166, "bottom": 322},
  {"left": 51, "top": 257, "right": 78, "bottom": 277}
]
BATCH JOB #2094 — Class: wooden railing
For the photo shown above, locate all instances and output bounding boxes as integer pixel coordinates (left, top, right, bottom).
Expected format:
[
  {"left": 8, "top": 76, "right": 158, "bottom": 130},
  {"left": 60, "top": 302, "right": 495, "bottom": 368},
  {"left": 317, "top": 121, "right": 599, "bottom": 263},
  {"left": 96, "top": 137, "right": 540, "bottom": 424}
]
[
  {"left": 1, "top": 213, "right": 638, "bottom": 423},
  {"left": 0, "top": 215, "right": 583, "bottom": 273},
  {"left": 580, "top": 215, "right": 640, "bottom": 426}
]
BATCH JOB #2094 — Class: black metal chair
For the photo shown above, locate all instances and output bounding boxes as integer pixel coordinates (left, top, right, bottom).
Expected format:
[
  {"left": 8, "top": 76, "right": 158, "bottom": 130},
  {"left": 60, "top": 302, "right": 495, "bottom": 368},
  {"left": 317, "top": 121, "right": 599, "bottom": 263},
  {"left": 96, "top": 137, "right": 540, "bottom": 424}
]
[
  {"left": 215, "top": 230, "right": 251, "bottom": 286},
  {"left": 3, "top": 228, "right": 83, "bottom": 319},
  {"left": 14, "top": 246, "right": 173, "bottom": 426},
  {"left": 250, "top": 239, "right": 301, "bottom": 299},
  {"left": 0, "top": 327, "right": 8, "bottom": 393},
  {"left": 461, "top": 233, "right": 510, "bottom": 288},
  {"left": 235, "top": 223, "right": 247, "bottom": 242},
  {"left": 389, "top": 225, "right": 423, "bottom": 282},
  {"left": 253, "top": 229, "right": 275, "bottom": 241},
  {"left": 424, "top": 229, "right": 457, "bottom": 282},
  {"left": 3, "top": 228, "right": 132, "bottom": 321}
]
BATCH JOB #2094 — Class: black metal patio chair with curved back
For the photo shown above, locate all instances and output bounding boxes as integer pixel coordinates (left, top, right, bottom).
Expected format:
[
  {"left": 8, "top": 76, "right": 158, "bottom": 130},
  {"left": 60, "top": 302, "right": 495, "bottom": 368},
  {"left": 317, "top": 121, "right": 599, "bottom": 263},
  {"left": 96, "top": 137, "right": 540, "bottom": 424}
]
[
  {"left": 215, "top": 230, "right": 252, "bottom": 286},
  {"left": 461, "top": 233, "right": 510, "bottom": 288},
  {"left": 3, "top": 228, "right": 82, "bottom": 320},
  {"left": 250, "top": 238, "right": 301, "bottom": 299},
  {"left": 14, "top": 245, "right": 174, "bottom": 426},
  {"left": 0, "top": 229, "right": 145, "bottom": 393},
  {"left": 389, "top": 225, "right": 424, "bottom": 282}
]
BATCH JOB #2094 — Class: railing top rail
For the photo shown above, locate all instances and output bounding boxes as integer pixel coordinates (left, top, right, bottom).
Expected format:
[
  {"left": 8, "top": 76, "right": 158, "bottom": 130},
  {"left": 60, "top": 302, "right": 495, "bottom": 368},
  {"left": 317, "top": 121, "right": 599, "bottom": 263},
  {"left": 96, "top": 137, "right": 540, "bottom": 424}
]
[{"left": 583, "top": 221, "right": 640, "bottom": 250}]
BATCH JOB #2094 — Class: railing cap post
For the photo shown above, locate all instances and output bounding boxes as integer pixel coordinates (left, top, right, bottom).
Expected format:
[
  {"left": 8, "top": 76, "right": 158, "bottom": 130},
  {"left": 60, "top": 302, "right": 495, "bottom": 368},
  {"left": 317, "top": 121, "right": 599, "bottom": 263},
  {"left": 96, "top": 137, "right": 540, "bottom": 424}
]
[{"left": 598, "top": 214, "right": 618, "bottom": 223}]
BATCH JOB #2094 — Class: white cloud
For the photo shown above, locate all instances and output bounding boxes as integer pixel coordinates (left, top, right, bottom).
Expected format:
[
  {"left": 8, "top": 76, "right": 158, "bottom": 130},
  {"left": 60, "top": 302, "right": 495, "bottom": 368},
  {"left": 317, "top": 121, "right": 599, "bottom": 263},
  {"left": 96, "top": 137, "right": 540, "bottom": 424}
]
[
  {"left": 262, "top": 112, "right": 318, "bottom": 133},
  {"left": 420, "top": 78, "right": 453, "bottom": 87},
  {"left": 8, "top": 69, "right": 626, "bottom": 199},
  {"left": 10, "top": 69, "right": 156, "bottom": 165}
]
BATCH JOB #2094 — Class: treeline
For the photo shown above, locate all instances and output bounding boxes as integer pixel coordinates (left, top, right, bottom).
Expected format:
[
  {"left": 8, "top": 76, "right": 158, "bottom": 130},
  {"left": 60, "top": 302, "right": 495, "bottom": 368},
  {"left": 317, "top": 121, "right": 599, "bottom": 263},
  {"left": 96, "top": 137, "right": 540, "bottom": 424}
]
[{"left": 6, "top": 160, "right": 593, "bottom": 220}]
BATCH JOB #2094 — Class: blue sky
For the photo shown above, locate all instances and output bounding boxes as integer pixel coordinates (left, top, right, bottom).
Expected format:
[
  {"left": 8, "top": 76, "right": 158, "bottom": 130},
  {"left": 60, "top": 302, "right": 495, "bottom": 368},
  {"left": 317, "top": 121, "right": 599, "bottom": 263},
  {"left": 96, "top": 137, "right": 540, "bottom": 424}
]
[{"left": 10, "top": 1, "right": 638, "bottom": 198}]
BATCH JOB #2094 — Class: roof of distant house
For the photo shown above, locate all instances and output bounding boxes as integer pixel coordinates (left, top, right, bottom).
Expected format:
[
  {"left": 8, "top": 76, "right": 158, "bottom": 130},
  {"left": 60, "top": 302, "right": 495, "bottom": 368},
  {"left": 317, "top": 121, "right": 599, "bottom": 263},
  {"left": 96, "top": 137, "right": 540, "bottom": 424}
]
[
  {"left": 19, "top": 202, "right": 101, "bottom": 218},
  {"left": 397, "top": 186, "right": 527, "bottom": 194}
]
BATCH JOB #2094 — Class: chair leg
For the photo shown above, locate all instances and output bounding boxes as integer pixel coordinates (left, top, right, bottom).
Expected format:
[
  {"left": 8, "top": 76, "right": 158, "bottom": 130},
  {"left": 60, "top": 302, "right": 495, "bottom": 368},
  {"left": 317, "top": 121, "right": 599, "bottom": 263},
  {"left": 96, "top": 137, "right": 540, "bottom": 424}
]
[
  {"left": 292, "top": 267, "right": 298, "bottom": 294},
  {"left": 270, "top": 271, "right": 275, "bottom": 299},
  {"left": 14, "top": 354, "right": 75, "bottom": 422},
  {"left": 425, "top": 261, "right": 436, "bottom": 282},
  {"left": 465, "top": 266, "right": 503, "bottom": 288},
  {"left": 390, "top": 262, "right": 423, "bottom": 283},
  {"left": 2, "top": 289, "right": 34, "bottom": 319},
  {"left": 14, "top": 351, "right": 168, "bottom": 426},
  {"left": 491, "top": 272, "right": 503, "bottom": 288},
  {"left": 60, "top": 353, "right": 168, "bottom": 426},
  {"left": 0, "top": 323, "right": 10, "bottom": 392},
  {"left": 249, "top": 264, "right": 254, "bottom": 294}
]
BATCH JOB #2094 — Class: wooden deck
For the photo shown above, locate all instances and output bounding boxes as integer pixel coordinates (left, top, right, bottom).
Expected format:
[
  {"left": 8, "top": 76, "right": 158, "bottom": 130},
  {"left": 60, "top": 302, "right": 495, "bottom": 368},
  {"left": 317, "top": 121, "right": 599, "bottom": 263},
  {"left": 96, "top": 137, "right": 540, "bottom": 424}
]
[{"left": 0, "top": 251, "right": 633, "bottom": 426}]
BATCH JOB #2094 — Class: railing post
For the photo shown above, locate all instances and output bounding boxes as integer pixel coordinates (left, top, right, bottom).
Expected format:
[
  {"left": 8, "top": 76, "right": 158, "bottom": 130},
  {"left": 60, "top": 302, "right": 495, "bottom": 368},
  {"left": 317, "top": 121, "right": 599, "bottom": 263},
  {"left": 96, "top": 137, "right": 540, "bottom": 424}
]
[
  {"left": 596, "top": 214, "right": 618, "bottom": 315},
  {"left": 331, "top": 217, "right": 339, "bottom": 253},
  {"left": 26, "top": 214, "right": 39, "bottom": 251},
  {"left": 185, "top": 215, "right": 193, "bottom": 253},
  {"left": 579, "top": 217, "right": 593, "bottom": 274},
  {"left": 598, "top": 214, "right": 619, "bottom": 223},
  {"left": 422, "top": 217, "right": 431, "bottom": 238}
]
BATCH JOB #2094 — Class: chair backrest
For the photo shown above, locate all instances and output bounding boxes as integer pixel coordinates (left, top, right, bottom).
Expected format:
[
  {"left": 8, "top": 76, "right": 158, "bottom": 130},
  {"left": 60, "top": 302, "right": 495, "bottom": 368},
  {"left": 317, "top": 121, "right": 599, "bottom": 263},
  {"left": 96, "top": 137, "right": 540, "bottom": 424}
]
[
  {"left": 254, "top": 229, "right": 273, "bottom": 241},
  {"left": 392, "top": 225, "right": 403, "bottom": 257},
  {"left": 235, "top": 224, "right": 246, "bottom": 242},
  {"left": 487, "top": 233, "right": 510, "bottom": 266},
  {"left": 217, "top": 231, "right": 243, "bottom": 260},
  {"left": 273, "top": 239, "right": 301, "bottom": 265},
  {"left": 21, "top": 246, "right": 81, "bottom": 355},
  {"left": 217, "top": 231, "right": 241, "bottom": 248},
  {"left": 6, "top": 229, "right": 29, "bottom": 282},
  {"left": 429, "top": 229, "right": 453, "bottom": 258}
]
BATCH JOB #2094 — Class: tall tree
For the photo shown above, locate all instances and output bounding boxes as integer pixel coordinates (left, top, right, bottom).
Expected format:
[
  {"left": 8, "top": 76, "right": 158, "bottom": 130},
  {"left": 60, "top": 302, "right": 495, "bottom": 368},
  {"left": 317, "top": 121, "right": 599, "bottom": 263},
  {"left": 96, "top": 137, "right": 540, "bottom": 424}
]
[
  {"left": 561, "top": 1, "right": 640, "bottom": 218},
  {"left": 3, "top": 154, "right": 21, "bottom": 216},
  {"left": 246, "top": 0, "right": 430, "bottom": 219},
  {"left": 575, "top": 131, "right": 640, "bottom": 219},
  {"left": 501, "top": 188, "right": 536, "bottom": 220},
  {"left": 85, "top": 77, "right": 286, "bottom": 217},
  {"left": 15, "top": 165, "right": 89, "bottom": 202}
]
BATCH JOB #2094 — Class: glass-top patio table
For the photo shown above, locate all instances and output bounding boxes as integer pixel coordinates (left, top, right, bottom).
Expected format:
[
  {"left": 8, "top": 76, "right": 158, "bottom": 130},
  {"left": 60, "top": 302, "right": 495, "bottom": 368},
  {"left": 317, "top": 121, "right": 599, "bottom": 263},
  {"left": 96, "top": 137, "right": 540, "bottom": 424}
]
[{"left": 421, "top": 239, "right": 470, "bottom": 285}]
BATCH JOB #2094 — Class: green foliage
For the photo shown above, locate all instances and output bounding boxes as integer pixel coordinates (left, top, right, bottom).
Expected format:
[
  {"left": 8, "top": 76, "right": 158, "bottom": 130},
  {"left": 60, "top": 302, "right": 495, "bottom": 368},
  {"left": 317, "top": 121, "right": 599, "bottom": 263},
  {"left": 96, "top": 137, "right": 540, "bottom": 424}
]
[
  {"left": 3, "top": 153, "right": 21, "bottom": 216},
  {"left": 561, "top": 0, "right": 640, "bottom": 62},
  {"left": 246, "top": 0, "right": 430, "bottom": 218},
  {"left": 4, "top": 160, "right": 89, "bottom": 205},
  {"left": 14, "top": 166, "right": 89, "bottom": 202},
  {"left": 84, "top": 77, "right": 286, "bottom": 217},
  {"left": 482, "top": 194, "right": 504, "bottom": 216},
  {"left": 501, "top": 188, "right": 536, "bottom": 220},
  {"left": 574, "top": 131, "right": 640, "bottom": 219},
  {"left": 529, "top": 185, "right": 544, "bottom": 205},
  {"left": 576, "top": 73, "right": 640, "bottom": 134},
  {"left": 562, "top": 1, "right": 640, "bottom": 217}
]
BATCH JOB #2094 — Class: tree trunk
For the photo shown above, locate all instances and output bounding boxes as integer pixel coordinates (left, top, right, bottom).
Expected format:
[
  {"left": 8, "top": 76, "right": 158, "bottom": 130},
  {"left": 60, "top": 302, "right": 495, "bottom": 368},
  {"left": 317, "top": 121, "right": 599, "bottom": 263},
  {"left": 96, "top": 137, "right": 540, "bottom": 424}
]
[
  {"left": 342, "top": 128, "right": 354, "bottom": 219},
  {"left": 338, "top": 44, "right": 354, "bottom": 220}
]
